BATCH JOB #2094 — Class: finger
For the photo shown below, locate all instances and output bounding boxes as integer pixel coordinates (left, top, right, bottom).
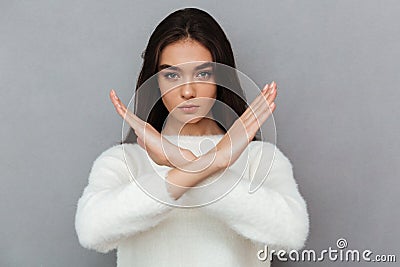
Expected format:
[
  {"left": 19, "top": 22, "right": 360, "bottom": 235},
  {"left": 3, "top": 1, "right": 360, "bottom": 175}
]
[
  {"left": 266, "top": 82, "right": 277, "bottom": 102},
  {"left": 258, "top": 86, "right": 276, "bottom": 113},
  {"left": 246, "top": 101, "right": 276, "bottom": 138},
  {"left": 110, "top": 89, "right": 128, "bottom": 113},
  {"left": 241, "top": 86, "right": 273, "bottom": 123},
  {"left": 241, "top": 86, "right": 277, "bottom": 135},
  {"left": 240, "top": 83, "right": 270, "bottom": 120},
  {"left": 110, "top": 89, "right": 133, "bottom": 119},
  {"left": 250, "top": 82, "right": 278, "bottom": 119},
  {"left": 253, "top": 104, "right": 276, "bottom": 139},
  {"left": 261, "top": 81, "right": 277, "bottom": 107},
  {"left": 250, "top": 97, "right": 276, "bottom": 128},
  {"left": 245, "top": 81, "right": 276, "bottom": 115},
  {"left": 233, "top": 94, "right": 277, "bottom": 143},
  {"left": 119, "top": 104, "right": 143, "bottom": 126},
  {"left": 110, "top": 89, "right": 144, "bottom": 128},
  {"left": 110, "top": 89, "right": 128, "bottom": 118},
  {"left": 257, "top": 101, "right": 276, "bottom": 126},
  {"left": 260, "top": 81, "right": 274, "bottom": 94},
  {"left": 110, "top": 89, "right": 122, "bottom": 109},
  {"left": 109, "top": 90, "right": 148, "bottom": 142},
  {"left": 109, "top": 90, "right": 155, "bottom": 143}
]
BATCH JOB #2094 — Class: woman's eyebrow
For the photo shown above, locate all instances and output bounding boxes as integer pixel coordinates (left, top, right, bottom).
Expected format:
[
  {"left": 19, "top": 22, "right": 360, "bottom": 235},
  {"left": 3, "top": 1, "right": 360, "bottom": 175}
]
[{"left": 158, "top": 62, "right": 214, "bottom": 71}]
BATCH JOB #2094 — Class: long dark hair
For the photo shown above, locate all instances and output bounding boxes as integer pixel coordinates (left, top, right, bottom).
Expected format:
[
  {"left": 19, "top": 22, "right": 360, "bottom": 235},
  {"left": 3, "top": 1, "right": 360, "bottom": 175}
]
[{"left": 119, "top": 7, "right": 260, "bottom": 144}]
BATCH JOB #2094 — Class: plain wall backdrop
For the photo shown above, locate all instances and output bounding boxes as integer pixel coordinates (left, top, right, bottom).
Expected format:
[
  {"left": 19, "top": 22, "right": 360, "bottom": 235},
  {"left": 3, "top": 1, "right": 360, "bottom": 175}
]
[{"left": 1, "top": 0, "right": 399, "bottom": 266}]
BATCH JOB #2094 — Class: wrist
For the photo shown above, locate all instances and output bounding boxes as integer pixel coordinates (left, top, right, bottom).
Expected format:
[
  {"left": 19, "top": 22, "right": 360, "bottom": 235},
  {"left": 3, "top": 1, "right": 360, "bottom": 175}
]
[
  {"left": 181, "top": 148, "right": 197, "bottom": 162},
  {"left": 209, "top": 149, "right": 228, "bottom": 171},
  {"left": 166, "top": 147, "right": 197, "bottom": 168}
]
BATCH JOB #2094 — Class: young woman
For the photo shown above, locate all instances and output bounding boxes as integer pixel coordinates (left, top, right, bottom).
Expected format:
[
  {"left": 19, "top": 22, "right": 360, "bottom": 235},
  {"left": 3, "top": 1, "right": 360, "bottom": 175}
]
[{"left": 75, "top": 7, "right": 309, "bottom": 267}]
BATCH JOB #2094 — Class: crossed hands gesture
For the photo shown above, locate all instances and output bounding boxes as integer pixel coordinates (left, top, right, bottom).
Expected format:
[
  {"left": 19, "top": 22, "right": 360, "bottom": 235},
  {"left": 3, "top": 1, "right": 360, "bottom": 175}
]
[{"left": 109, "top": 81, "right": 277, "bottom": 170}]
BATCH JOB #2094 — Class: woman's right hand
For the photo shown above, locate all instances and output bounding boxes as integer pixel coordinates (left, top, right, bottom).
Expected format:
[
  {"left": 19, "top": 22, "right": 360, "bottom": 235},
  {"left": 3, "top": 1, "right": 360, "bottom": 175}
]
[
  {"left": 109, "top": 89, "right": 197, "bottom": 168},
  {"left": 214, "top": 81, "right": 277, "bottom": 169}
]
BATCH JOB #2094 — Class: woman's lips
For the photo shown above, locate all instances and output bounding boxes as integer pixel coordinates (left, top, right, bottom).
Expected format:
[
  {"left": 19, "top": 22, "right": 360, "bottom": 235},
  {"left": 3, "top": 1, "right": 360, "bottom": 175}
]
[{"left": 178, "top": 105, "right": 199, "bottom": 113}]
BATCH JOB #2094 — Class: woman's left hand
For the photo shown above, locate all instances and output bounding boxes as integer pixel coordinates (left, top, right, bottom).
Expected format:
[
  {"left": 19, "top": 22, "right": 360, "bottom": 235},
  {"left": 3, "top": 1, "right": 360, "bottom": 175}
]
[
  {"left": 215, "top": 81, "right": 277, "bottom": 169},
  {"left": 109, "top": 89, "right": 196, "bottom": 168}
]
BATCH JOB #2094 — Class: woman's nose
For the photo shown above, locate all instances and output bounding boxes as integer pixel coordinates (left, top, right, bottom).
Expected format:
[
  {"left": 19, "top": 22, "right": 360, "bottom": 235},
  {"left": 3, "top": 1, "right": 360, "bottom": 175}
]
[{"left": 180, "top": 82, "right": 196, "bottom": 99}]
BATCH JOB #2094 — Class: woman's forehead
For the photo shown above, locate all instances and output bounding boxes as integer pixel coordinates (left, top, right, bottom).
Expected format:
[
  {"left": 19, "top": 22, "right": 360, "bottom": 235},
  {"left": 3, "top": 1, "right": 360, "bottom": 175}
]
[{"left": 158, "top": 40, "right": 213, "bottom": 67}]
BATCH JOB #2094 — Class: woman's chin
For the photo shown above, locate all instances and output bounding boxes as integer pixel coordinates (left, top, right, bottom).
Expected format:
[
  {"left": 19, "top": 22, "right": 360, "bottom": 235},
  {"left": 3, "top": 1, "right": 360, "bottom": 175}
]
[
  {"left": 183, "top": 117, "right": 203, "bottom": 124},
  {"left": 176, "top": 116, "right": 205, "bottom": 125}
]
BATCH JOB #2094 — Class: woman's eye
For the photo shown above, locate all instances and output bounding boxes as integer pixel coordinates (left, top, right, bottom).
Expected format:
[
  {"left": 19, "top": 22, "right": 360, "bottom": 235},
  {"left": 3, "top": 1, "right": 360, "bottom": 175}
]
[
  {"left": 164, "top": 72, "right": 179, "bottom": 79},
  {"left": 196, "top": 71, "right": 212, "bottom": 80}
]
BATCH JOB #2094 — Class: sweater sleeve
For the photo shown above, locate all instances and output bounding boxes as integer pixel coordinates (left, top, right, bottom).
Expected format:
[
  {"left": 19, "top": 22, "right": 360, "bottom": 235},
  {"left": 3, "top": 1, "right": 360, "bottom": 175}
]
[
  {"left": 185, "top": 141, "right": 310, "bottom": 252},
  {"left": 74, "top": 144, "right": 177, "bottom": 254}
]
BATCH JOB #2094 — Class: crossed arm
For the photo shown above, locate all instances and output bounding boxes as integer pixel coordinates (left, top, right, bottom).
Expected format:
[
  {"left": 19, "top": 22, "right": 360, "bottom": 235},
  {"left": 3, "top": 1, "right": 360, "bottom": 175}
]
[
  {"left": 75, "top": 82, "right": 310, "bottom": 254},
  {"left": 162, "top": 146, "right": 225, "bottom": 200},
  {"left": 109, "top": 82, "right": 278, "bottom": 201}
]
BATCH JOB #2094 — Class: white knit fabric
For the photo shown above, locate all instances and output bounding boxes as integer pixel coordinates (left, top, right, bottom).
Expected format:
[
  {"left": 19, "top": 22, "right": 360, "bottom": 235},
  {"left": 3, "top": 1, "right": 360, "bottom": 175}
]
[{"left": 75, "top": 134, "right": 310, "bottom": 266}]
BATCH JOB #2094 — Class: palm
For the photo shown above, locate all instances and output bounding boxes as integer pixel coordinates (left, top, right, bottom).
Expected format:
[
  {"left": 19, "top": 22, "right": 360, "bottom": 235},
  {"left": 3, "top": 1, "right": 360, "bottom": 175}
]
[
  {"left": 108, "top": 89, "right": 196, "bottom": 168},
  {"left": 216, "top": 82, "right": 277, "bottom": 168},
  {"left": 108, "top": 89, "right": 172, "bottom": 166}
]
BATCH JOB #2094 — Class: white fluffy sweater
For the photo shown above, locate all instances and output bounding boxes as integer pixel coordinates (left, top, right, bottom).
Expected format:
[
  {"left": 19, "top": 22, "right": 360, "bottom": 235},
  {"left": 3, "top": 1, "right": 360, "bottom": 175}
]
[{"left": 75, "top": 134, "right": 309, "bottom": 266}]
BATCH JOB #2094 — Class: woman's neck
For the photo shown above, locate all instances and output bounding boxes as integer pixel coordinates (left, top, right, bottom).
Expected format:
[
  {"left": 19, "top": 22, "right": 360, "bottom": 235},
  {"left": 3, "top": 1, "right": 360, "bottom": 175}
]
[{"left": 161, "top": 117, "right": 225, "bottom": 136}]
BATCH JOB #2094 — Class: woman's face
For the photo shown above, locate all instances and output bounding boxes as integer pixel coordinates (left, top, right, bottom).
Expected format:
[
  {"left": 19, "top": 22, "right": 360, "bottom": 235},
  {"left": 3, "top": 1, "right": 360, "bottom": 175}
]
[{"left": 157, "top": 39, "right": 217, "bottom": 125}]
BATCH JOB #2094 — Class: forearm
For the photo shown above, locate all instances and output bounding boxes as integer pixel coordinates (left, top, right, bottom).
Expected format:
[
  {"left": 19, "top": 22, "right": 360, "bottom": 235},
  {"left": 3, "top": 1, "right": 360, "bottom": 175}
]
[
  {"left": 165, "top": 149, "right": 224, "bottom": 200},
  {"left": 168, "top": 147, "right": 198, "bottom": 167}
]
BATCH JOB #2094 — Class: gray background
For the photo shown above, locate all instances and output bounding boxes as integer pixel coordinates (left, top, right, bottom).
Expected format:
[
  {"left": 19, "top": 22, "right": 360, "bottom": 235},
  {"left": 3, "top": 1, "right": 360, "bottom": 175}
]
[{"left": 1, "top": 0, "right": 399, "bottom": 266}]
